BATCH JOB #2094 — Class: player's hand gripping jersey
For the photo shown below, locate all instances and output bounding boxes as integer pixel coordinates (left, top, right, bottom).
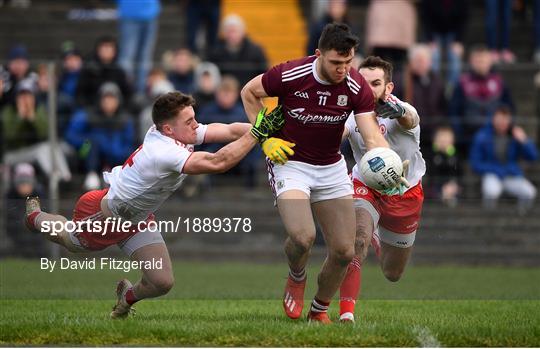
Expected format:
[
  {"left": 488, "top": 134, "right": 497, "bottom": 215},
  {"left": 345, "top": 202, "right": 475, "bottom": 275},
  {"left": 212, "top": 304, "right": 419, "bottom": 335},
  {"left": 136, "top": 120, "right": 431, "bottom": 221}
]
[{"left": 262, "top": 56, "right": 375, "bottom": 165}]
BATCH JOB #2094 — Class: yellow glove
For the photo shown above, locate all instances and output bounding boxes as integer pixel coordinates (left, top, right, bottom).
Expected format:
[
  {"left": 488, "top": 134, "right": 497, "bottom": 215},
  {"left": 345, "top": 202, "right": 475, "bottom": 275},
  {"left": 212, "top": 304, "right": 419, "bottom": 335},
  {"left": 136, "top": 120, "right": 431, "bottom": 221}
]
[{"left": 262, "top": 137, "right": 295, "bottom": 165}]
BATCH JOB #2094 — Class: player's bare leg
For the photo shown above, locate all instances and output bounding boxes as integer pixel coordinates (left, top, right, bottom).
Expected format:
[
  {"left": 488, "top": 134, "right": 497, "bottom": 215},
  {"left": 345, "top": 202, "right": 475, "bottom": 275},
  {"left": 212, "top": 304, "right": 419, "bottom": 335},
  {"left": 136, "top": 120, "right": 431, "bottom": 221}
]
[
  {"left": 111, "top": 243, "right": 174, "bottom": 318},
  {"left": 339, "top": 207, "right": 374, "bottom": 322},
  {"left": 25, "top": 197, "right": 83, "bottom": 252},
  {"left": 132, "top": 243, "right": 174, "bottom": 298},
  {"left": 277, "top": 190, "right": 316, "bottom": 319},
  {"left": 379, "top": 242, "right": 413, "bottom": 282},
  {"left": 308, "top": 195, "right": 355, "bottom": 324}
]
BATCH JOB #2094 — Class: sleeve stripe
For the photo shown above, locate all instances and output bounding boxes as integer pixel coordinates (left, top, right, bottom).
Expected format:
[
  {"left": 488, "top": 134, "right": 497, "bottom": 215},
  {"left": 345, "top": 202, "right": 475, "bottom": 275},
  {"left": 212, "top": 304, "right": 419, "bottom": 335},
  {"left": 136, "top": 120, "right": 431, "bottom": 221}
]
[
  {"left": 282, "top": 70, "right": 312, "bottom": 82},
  {"left": 281, "top": 62, "right": 313, "bottom": 76},
  {"left": 282, "top": 65, "right": 312, "bottom": 78}
]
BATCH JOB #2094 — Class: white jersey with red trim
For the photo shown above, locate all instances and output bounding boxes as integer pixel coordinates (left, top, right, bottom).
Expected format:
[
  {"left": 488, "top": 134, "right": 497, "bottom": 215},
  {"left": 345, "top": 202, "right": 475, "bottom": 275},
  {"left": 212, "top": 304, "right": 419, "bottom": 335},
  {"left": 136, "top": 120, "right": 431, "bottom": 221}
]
[
  {"left": 103, "top": 124, "right": 207, "bottom": 222},
  {"left": 345, "top": 95, "right": 426, "bottom": 192}
]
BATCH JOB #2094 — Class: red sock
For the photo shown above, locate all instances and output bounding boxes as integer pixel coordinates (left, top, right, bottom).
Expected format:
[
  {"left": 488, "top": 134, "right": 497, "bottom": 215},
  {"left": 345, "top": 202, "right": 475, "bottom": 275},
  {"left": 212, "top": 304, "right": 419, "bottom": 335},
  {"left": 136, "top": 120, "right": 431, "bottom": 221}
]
[
  {"left": 27, "top": 211, "right": 41, "bottom": 229},
  {"left": 124, "top": 288, "right": 139, "bottom": 305},
  {"left": 339, "top": 256, "right": 362, "bottom": 315}
]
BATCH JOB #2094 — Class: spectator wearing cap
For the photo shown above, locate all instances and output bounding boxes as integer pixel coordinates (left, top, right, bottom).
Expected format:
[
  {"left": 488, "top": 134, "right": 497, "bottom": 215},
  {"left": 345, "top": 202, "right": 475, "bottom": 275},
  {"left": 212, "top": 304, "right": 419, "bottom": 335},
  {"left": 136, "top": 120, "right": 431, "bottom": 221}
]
[
  {"left": 469, "top": 105, "right": 538, "bottom": 213},
  {"left": 192, "top": 62, "right": 221, "bottom": 113},
  {"left": 75, "top": 36, "right": 132, "bottom": 108},
  {"left": 2, "top": 78, "right": 46, "bottom": 151},
  {"left": 117, "top": 0, "right": 161, "bottom": 95},
  {"left": 57, "top": 42, "right": 83, "bottom": 133},
  {"left": 59, "top": 42, "right": 83, "bottom": 99},
  {"left": 1, "top": 44, "right": 35, "bottom": 107},
  {"left": 2, "top": 78, "right": 72, "bottom": 181},
  {"left": 66, "top": 82, "right": 135, "bottom": 190},
  {"left": 207, "top": 14, "right": 268, "bottom": 86},
  {"left": 5, "top": 163, "right": 47, "bottom": 257}
]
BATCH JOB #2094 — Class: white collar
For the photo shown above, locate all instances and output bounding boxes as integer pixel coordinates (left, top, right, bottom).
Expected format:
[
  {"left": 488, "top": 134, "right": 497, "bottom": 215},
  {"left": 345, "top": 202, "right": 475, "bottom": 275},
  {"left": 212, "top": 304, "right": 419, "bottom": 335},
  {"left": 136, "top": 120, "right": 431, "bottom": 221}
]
[{"left": 312, "top": 58, "right": 331, "bottom": 85}]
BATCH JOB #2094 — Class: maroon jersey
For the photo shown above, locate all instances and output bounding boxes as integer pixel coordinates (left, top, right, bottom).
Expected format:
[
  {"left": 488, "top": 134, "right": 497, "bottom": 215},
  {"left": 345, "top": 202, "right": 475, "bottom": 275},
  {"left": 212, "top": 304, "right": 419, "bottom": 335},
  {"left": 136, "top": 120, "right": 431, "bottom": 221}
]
[{"left": 262, "top": 55, "right": 374, "bottom": 165}]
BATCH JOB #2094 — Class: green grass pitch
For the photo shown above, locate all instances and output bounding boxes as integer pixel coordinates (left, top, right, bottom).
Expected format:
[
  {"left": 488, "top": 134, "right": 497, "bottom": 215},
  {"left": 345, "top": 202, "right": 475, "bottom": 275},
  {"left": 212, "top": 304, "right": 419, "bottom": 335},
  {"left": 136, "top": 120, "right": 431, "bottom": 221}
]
[{"left": 1, "top": 259, "right": 539, "bottom": 346}]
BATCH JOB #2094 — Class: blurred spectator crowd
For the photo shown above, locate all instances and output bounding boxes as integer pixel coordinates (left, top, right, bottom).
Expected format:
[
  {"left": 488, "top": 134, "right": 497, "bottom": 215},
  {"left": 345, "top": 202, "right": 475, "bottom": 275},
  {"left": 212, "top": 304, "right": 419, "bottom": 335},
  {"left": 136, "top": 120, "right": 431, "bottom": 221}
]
[{"left": 1, "top": 0, "right": 539, "bottom": 222}]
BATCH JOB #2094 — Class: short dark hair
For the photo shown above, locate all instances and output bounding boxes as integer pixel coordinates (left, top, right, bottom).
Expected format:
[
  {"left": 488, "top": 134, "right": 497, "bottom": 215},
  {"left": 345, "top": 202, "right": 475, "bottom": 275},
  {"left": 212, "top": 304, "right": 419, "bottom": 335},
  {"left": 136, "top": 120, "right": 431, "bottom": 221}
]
[
  {"left": 152, "top": 92, "right": 195, "bottom": 130},
  {"left": 318, "top": 23, "right": 360, "bottom": 55},
  {"left": 96, "top": 35, "right": 116, "bottom": 47},
  {"left": 359, "top": 56, "right": 393, "bottom": 83},
  {"left": 434, "top": 125, "right": 454, "bottom": 135},
  {"left": 493, "top": 104, "right": 512, "bottom": 117},
  {"left": 469, "top": 44, "right": 490, "bottom": 56}
]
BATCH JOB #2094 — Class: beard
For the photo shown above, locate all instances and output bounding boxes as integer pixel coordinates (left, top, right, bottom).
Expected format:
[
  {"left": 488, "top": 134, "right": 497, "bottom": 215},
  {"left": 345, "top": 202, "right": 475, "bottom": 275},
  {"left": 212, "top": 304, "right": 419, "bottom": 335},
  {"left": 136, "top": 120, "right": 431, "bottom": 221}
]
[
  {"left": 376, "top": 90, "right": 385, "bottom": 102},
  {"left": 320, "top": 65, "right": 345, "bottom": 84}
]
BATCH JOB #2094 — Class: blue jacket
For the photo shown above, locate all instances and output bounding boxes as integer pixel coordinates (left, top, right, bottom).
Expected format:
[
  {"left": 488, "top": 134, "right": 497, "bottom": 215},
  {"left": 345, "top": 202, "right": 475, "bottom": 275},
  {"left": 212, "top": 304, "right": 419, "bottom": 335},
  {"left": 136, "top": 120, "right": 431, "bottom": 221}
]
[
  {"left": 117, "top": 0, "right": 160, "bottom": 20},
  {"left": 469, "top": 124, "right": 538, "bottom": 178},
  {"left": 198, "top": 102, "right": 247, "bottom": 125},
  {"left": 58, "top": 71, "right": 81, "bottom": 98},
  {"left": 65, "top": 108, "right": 135, "bottom": 160}
]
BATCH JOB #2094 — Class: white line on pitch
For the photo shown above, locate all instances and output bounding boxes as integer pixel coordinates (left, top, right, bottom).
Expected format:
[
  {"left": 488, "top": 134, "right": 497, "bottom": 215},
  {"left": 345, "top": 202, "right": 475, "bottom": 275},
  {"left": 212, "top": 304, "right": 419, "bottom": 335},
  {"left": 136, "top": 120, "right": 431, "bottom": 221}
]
[{"left": 413, "top": 326, "right": 441, "bottom": 348}]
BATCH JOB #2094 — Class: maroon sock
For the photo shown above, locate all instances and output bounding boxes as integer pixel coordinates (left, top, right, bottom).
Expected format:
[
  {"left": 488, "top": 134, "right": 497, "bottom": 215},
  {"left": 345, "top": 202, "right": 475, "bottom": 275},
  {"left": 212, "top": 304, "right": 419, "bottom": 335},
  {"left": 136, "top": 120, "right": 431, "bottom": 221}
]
[
  {"left": 124, "top": 288, "right": 139, "bottom": 305},
  {"left": 310, "top": 297, "right": 330, "bottom": 314}
]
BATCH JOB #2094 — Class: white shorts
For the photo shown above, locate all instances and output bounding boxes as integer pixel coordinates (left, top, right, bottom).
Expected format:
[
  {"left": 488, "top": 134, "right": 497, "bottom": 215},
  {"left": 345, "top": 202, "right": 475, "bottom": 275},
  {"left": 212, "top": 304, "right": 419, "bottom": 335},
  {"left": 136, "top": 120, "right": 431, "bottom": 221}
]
[
  {"left": 68, "top": 227, "right": 165, "bottom": 256},
  {"left": 372, "top": 225, "right": 416, "bottom": 249},
  {"left": 117, "top": 227, "right": 165, "bottom": 256},
  {"left": 266, "top": 157, "right": 353, "bottom": 203}
]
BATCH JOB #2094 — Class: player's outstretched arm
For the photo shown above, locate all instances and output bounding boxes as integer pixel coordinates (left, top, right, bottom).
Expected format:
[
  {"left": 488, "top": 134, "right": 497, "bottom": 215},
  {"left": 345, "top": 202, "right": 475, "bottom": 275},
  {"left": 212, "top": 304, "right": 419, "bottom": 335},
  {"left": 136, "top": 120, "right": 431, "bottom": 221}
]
[
  {"left": 204, "top": 122, "right": 252, "bottom": 143},
  {"left": 182, "top": 132, "right": 258, "bottom": 174},
  {"left": 183, "top": 107, "right": 282, "bottom": 174},
  {"left": 397, "top": 102, "right": 420, "bottom": 130},
  {"left": 240, "top": 74, "right": 268, "bottom": 123},
  {"left": 355, "top": 112, "right": 389, "bottom": 150}
]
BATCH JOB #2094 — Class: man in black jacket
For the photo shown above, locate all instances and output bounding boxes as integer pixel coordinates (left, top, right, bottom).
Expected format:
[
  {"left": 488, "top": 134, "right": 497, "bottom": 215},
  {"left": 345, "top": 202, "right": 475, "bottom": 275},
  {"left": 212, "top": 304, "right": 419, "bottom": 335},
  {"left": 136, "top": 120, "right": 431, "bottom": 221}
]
[
  {"left": 75, "top": 36, "right": 132, "bottom": 108},
  {"left": 207, "top": 14, "right": 268, "bottom": 86}
]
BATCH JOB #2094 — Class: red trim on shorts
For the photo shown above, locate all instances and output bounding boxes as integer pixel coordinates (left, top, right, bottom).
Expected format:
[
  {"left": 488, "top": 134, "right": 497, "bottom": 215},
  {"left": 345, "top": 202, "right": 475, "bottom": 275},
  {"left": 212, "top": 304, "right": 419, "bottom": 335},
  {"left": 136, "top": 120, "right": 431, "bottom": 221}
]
[
  {"left": 352, "top": 178, "right": 424, "bottom": 234},
  {"left": 72, "top": 189, "right": 154, "bottom": 251}
]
